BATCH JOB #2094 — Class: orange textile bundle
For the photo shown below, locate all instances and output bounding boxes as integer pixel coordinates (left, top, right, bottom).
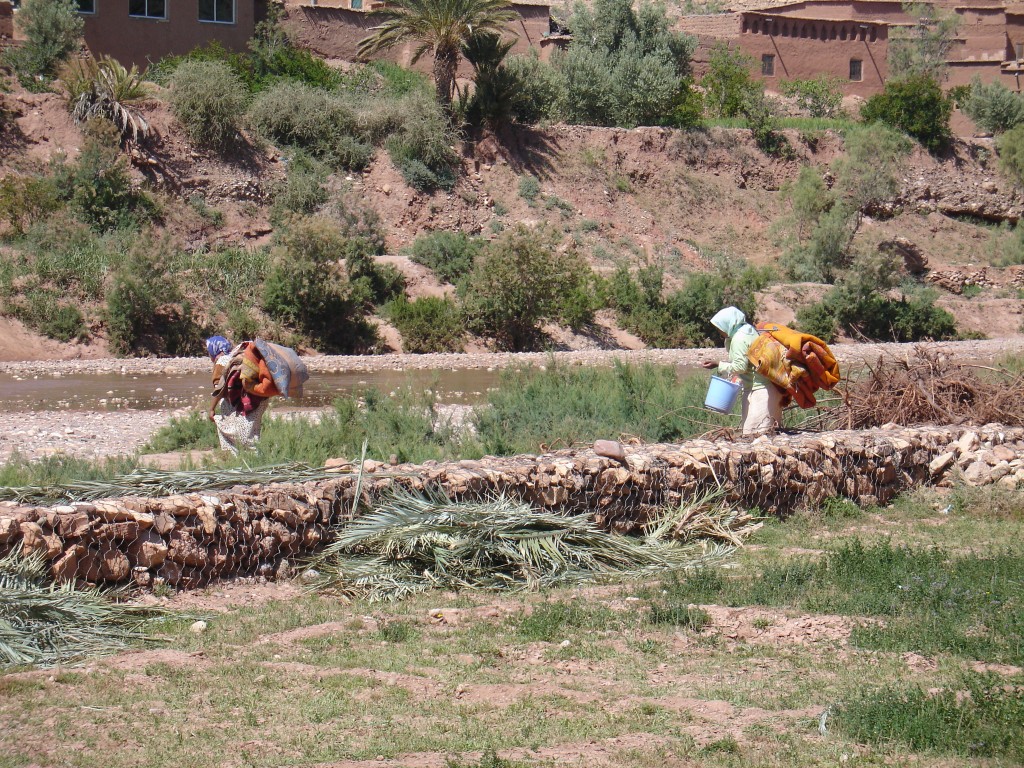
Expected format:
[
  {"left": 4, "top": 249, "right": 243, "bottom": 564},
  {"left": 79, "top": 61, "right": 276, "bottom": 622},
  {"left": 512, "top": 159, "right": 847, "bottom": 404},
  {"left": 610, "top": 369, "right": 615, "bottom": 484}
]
[
  {"left": 746, "top": 323, "right": 841, "bottom": 409},
  {"left": 239, "top": 343, "right": 281, "bottom": 398}
]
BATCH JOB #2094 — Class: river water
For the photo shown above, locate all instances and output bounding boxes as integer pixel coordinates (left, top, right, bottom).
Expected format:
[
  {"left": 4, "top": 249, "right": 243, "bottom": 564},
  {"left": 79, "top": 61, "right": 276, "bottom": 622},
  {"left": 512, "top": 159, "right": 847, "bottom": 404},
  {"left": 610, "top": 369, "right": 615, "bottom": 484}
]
[{"left": 0, "top": 368, "right": 511, "bottom": 412}]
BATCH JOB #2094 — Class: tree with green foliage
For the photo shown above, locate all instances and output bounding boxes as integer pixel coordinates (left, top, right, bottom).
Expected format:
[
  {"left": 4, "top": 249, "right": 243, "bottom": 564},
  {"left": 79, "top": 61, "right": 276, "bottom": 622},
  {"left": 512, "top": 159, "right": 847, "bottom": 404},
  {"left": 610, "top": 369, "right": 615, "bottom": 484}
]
[
  {"left": 779, "top": 75, "right": 844, "bottom": 118},
  {"left": 781, "top": 123, "right": 911, "bottom": 283},
  {"left": 700, "top": 43, "right": 760, "bottom": 119},
  {"left": 3, "top": 0, "right": 83, "bottom": 80},
  {"left": 961, "top": 76, "right": 1024, "bottom": 135},
  {"left": 860, "top": 74, "right": 952, "bottom": 153},
  {"left": 557, "top": 0, "right": 696, "bottom": 127},
  {"left": 459, "top": 225, "right": 590, "bottom": 350},
  {"left": 888, "top": 2, "right": 959, "bottom": 81},
  {"left": 358, "top": 0, "right": 516, "bottom": 112},
  {"left": 262, "top": 217, "right": 377, "bottom": 352}
]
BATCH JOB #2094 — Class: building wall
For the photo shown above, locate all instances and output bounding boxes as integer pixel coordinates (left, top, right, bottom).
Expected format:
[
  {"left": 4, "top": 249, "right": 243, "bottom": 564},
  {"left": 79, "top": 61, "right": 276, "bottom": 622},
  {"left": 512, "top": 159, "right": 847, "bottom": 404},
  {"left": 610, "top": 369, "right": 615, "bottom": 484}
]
[
  {"left": 280, "top": 2, "right": 552, "bottom": 76},
  {"left": 79, "top": 0, "right": 263, "bottom": 68},
  {"left": 738, "top": 15, "right": 890, "bottom": 97},
  {"left": 0, "top": 1, "right": 12, "bottom": 41}
]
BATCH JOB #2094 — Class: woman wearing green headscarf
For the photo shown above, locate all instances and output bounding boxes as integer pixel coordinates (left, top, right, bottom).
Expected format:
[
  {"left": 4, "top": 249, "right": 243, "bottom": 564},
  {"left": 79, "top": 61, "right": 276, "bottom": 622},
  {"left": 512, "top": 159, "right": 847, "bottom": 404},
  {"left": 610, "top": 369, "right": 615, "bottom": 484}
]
[{"left": 700, "top": 306, "right": 783, "bottom": 435}]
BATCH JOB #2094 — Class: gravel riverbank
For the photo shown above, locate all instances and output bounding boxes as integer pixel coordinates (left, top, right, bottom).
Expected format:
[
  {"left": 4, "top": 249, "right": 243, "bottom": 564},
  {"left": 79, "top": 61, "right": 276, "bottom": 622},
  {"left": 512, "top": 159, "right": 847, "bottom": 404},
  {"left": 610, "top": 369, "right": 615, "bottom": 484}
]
[{"left": 1, "top": 337, "right": 1021, "bottom": 378}]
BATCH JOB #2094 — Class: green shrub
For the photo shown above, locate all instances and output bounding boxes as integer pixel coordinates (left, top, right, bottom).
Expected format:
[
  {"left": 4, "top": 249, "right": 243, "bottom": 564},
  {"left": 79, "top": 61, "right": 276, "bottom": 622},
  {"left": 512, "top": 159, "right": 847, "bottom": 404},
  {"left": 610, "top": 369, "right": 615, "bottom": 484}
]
[
  {"left": 2, "top": 0, "right": 83, "bottom": 80},
  {"left": 459, "top": 225, "right": 589, "bottom": 351},
  {"left": 271, "top": 151, "right": 329, "bottom": 221},
  {"left": 797, "top": 284, "right": 957, "bottom": 343},
  {"left": 961, "top": 76, "right": 1024, "bottom": 134},
  {"left": 997, "top": 123, "right": 1024, "bottom": 187},
  {"left": 55, "top": 120, "right": 157, "bottom": 232},
  {"left": 517, "top": 174, "right": 541, "bottom": 201},
  {"left": 383, "top": 295, "right": 465, "bottom": 353},
  {"left": 610, "top": 258, "right": 767, "bottom": 348},
  {"left": 860, "top": 74, "right": 952, "bottom": 153},
  {"left": 169, "top": 60, "right": 248, "bottom": 150},
  {"left": 556, "top": 0, "right": 696, "bottom": 128},
  {"left": 385, "top": 93, "right": 459, "bottom": 192},
  {"left": 503, "top": 52, "right": 563, "bottom": 124},
  {"left": 10, "top": 287, "right": 87, "bottom": 341},
  {"left": 261, "top": 217, "right": 377, "bottom": 352},
  {"left": 701, "top": 43, "right": 759, "bottom": 119},
  {"left": 346, "top": 250, "right": 405, "bottom": 308},
  {"left": 105, "top": 245, "right": 203, "bottom": 356},
  {"left": 0, "top": 174, "right": 62, "bottom": 236},
  {"left": 409, "top": 230, "right": 481, "bottom": 283},
  {"left": 779, "top": 75, "right": 844, "bottom": 118}
]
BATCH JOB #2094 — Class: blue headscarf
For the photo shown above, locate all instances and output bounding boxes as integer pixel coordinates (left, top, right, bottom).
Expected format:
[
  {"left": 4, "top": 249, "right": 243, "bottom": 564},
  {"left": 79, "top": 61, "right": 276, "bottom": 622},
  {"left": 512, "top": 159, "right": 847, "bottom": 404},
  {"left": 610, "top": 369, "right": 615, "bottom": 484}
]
[{"left": 206, "top": 335, "right": 232, "bottom": 360}]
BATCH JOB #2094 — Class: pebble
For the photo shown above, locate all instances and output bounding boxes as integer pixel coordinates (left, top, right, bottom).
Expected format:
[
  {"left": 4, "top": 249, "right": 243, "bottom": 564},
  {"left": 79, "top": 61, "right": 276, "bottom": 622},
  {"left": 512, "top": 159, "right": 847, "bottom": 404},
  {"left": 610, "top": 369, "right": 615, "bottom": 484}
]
[{"left": 190, "top": 620, "right": 208, "bottom": 634}]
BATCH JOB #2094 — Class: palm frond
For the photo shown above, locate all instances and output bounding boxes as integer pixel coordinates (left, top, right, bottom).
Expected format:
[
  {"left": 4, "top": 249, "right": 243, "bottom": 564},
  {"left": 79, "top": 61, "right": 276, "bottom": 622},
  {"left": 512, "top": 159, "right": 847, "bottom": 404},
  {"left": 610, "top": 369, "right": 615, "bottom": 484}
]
[
  {"left": 62, "top": 56, "right": 150, "bottom": 144},
  {"left": 0, "top": 549, "right": 173, "bottom": 669},
  {"left": 309, "top": 487, "right": 760, "bottom": 601}
]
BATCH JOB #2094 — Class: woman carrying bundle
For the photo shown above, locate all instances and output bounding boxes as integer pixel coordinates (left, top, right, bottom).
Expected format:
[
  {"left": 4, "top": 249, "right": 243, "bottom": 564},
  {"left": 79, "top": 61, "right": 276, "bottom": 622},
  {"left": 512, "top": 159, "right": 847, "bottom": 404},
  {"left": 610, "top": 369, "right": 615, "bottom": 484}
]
[
  {"left": 700, "top": 307, "right": 784, "bottom": 436},
  {"left": 206, "top": 335, "right": 270, "bottom": 454}
]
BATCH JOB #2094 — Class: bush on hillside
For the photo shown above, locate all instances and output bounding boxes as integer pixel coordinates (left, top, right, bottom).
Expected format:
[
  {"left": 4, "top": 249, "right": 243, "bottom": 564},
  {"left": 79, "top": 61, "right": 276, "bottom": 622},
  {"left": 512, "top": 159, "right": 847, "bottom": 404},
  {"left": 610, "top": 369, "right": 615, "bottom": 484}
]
[
  {"left": 386, "top": 93, "right": 459, "bottom": 192},
  {"left": 781, "top": 124, "right": 910, "bottom": 283},
  {"left": 409, "top": 231, "right": 482, "bottom": 284},
  {"left": 8, "top": 287, "right": 87, "bottom": 342},
  {"left": 961, "top": 76, "right": 1024, "bottom": 135},
  {"left": 997, "top": 123, "right": 1024, "bottom": 187},
  {"left": 459, "top": 225, "right": 592, "bottom": 351},
  {"left": 55, "top": 120, "right": 158, "bottom": 232},
  {"left": 0, "top": 174, "right": 63, "bottom": 236},
  {"left": 860, "top": 74, "right": 952, "bottom": 153},
  {"left": 610, "top": 258, "right": 767, "bottom": 348},
  {"left": 383, "top": 295, "right": 465, "bottom": 353},
  {"left": 796, "top": 252, "right": 957, "bottom": 342},
  {"left": 271, "top": 151, "right": 329, "bottom": 221},
  {"left": 105, "top": 245, "right": 204, "bottom": 356},
  {"left": 779, "top": 75, "right": 844, "bottom": 118},
  {"left": 556, "top": 0, "right": 696, "bottom": 128},
  {"left": 169, "top": 61, "right": 248, "bottom": 150},
  {"left": 261, "top": 217, "right": 377, "bottom": 352},
  {"left": 503, "top": 52, "right": 563, "bottom": 124},
  {"left": 3, "top": 0, "right": 83, "bottom": 81}
]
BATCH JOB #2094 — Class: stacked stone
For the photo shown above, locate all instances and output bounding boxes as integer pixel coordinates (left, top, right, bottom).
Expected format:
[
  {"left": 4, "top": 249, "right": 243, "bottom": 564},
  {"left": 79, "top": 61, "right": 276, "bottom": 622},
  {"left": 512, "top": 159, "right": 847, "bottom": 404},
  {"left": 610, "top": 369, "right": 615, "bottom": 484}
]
[{"left": 1, "top": 424, "right": 1022, "bottom": 590}]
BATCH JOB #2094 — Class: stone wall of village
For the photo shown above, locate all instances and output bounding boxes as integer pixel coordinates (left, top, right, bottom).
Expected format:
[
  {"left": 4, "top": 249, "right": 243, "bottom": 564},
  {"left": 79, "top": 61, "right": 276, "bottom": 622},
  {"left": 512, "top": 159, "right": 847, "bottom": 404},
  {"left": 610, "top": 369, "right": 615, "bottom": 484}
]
[{"left": 2, "top": 424, "right": 1023, "bottom": 590}]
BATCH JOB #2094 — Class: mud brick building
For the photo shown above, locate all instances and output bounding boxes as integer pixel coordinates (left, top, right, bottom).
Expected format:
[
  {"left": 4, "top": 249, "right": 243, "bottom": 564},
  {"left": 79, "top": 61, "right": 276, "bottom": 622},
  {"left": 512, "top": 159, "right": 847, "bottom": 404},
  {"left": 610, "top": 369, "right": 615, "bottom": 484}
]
[
  {"left": 7, "top": 0, "right": 556, "bottom": 71},
  {"left": 682, "top": 0, "right": 1024, "bottom": 97}
]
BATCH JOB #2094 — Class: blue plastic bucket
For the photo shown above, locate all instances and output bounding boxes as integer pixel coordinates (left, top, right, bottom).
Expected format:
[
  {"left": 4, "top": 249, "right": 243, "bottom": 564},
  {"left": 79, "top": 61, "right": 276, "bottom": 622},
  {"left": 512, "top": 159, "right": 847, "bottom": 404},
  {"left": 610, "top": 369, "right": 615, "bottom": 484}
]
[{"left": 705, "top": 375, "right": 741, "bottom": 414}]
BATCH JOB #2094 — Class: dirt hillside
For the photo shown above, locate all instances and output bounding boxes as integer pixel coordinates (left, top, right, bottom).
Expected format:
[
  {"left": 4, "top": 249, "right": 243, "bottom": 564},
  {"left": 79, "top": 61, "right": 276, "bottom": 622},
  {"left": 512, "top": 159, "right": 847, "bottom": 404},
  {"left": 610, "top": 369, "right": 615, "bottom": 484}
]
[{"left": 0, "top": 80, "right": 1022, "bottom": 360}]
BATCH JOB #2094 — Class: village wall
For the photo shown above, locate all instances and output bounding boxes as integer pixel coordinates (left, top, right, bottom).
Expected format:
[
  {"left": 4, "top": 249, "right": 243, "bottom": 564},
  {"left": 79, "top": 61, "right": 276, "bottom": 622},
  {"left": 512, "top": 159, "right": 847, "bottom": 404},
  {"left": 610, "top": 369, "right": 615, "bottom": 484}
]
[
  {"left": 2, "top": 425, "right": 1022, "bottom": 590},
  {"left": 0, "top": 1, "right": 12, "bottom": 42},
  {"left": 738, "top": 16, "right": 889, "bottom": 97},
  {"left": 78, "top": 1, "right": 265, "bottom": 69},
  {"left": 280, "top": 1, "right": 554, "bottom": 78}
]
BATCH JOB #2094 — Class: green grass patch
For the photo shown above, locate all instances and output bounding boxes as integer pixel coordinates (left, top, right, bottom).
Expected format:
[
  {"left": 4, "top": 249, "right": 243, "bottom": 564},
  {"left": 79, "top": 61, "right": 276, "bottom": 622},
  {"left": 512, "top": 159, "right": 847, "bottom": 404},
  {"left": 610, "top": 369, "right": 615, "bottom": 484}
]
[
  {"left": 512, "top": 601, "right": 619, "bottom": 642},
  {"left": 654, "top": 540, "right": 1024, "bottom": 663},
  {"left": 837, "top": 673, "right": 1024, "bottom": 761}
]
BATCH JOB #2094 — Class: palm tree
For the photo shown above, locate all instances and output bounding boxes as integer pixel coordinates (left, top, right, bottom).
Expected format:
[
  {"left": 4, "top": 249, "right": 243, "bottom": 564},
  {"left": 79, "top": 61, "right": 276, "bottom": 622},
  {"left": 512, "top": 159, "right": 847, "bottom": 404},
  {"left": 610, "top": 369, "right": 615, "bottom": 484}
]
[{"left": 359, "top": 0, "right": 517, "bottom": 113}]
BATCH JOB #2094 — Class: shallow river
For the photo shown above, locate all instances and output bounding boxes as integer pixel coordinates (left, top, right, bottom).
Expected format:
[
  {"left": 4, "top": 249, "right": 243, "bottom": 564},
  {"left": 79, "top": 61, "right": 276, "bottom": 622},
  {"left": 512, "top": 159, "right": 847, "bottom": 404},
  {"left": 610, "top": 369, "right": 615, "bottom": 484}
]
[{"left": 0, "top": 368, "right": 513, "bottom": 412}]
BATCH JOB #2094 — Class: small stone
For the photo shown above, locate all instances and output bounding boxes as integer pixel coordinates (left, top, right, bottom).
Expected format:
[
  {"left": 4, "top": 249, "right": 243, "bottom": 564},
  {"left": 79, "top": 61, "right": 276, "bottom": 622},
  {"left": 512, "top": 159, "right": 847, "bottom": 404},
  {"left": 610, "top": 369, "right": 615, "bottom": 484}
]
[
  {"left": 559, "top": 639, "right": 571, "bottom": 648},
  {"left": 957, "top": 431, "right": 980, "bottom": 455},
  {"left": 929, "top": 452, "right": 955, "bottom": 475},
  {"left": 190, "top": 620, "right": 208, "bottom": 634}
]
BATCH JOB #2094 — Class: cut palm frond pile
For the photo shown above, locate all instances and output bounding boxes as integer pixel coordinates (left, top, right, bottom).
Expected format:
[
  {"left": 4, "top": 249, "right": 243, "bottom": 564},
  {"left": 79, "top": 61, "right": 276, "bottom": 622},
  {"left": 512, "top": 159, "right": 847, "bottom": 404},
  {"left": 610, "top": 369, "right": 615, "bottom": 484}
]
[
  {"left": 811, "top": 348, "right": 1024, "bottom": 431},
  {"left": 0, "top": 550, "right": 172, "bottom": 669},
  {"left": 0, "top": 462, "right": 367, "bottom": 505},
  {"left": 309, "top": 488, "right": 761, "bottom": 602}
]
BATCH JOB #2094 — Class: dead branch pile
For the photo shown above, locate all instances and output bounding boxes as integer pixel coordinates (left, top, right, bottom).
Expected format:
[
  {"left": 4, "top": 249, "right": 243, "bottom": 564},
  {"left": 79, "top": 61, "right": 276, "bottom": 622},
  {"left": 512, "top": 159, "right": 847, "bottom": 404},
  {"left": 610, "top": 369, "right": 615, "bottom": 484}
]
[{"left": 824, "top": 348, "right": 1024, "bottom": 430}]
